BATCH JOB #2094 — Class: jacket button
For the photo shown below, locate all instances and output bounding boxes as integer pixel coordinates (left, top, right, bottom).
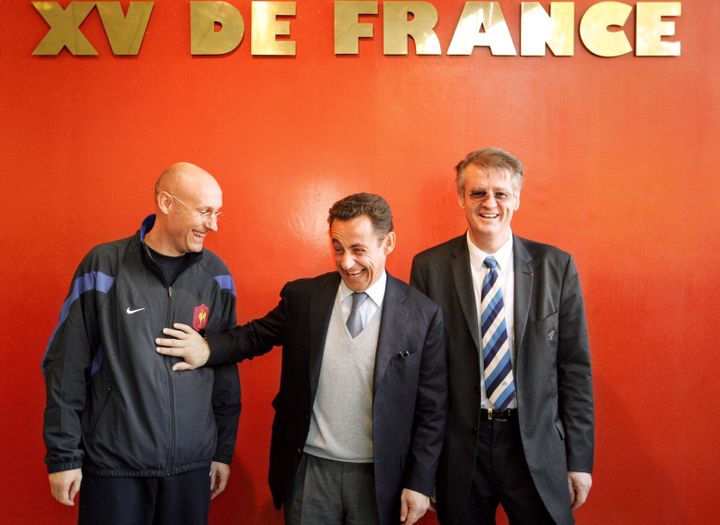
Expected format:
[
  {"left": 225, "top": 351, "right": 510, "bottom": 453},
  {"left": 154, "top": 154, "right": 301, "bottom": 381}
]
[{"left": 472, "top": 426, "right": 478, "bottom": 432}]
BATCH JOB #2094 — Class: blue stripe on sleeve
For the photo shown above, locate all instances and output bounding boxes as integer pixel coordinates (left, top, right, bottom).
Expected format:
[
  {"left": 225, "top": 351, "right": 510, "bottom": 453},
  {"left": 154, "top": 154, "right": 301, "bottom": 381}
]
[
  {"left": 214, "top": 275, "right": 236, "bottom": 297},
  {"left": 41, "top": 271, "right": 115, "bottom": 371}
]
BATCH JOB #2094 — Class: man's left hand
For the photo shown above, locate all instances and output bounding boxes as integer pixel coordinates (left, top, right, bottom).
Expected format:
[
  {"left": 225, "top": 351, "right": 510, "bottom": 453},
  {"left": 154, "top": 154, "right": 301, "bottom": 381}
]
[
  {"left": 210, "top": 462, "right": 230, "bottom": 500},
  {"left": 155, "top": 323, "right": 210, "bottom": 370},
  {"left": 400, "top": 488, "right": 430, "bottom": 524},
  {"left": 568, "top": 471, "right": 592, "bottom": 510}
]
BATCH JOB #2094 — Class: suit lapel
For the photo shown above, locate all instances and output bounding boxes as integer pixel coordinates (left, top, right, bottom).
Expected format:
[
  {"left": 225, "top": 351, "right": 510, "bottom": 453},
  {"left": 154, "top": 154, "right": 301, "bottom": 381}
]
[
  {"left": 451, "top": 236, "right": 481, "bottom": 353},
  {"left": 308, "top": 273, "right": 340, "bottom": 401},
  {"left": 513, "top": 236, "right": 534, "bottom": 358},
  {"left": 374, "top": 274, "right": 409, "bottom": 390}
]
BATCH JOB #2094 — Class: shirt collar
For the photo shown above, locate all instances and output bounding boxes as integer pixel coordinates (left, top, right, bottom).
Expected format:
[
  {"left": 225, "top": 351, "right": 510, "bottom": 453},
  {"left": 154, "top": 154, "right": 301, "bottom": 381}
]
[
  {"left": 339, "top": 270, "right": 387, "bottom": 307},
  {"left": 466, "top": 231, "right": 514, "bottom": 273}
]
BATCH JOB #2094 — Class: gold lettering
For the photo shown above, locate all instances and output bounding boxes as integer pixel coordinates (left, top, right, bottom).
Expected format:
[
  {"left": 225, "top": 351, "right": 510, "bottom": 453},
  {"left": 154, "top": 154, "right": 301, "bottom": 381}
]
[
  {"left": 383, "top": 1, "right": 441, "bottom": 55},
  {"left": 335, "top": 1, "right": 378, "bottom": 54},
  {"left": 636, "top": 2, "right": 681, "bottom": 56},
  {"left": 251, "top": 2, "right": 296, "bottom": 56},
  {"left": 579, "top": 1, "right": 632, "bottom": 57},
  {"left": 521, "top": 2, "right": 574, "bottom": 56},
  {"left": 190, "top": 1, "right": 245, "bottom": 55},
  {"left": 96, "top": 2, "right": 153, "bottom": 56},
  {"left": 447, "top": 2, "right": 517, "bottom": 56},
  {"left": 32, "top": 1, "right": 97, "bottom": 56},
  {"left": 29, "top": 0, "right": 683, "bottom": 60}
]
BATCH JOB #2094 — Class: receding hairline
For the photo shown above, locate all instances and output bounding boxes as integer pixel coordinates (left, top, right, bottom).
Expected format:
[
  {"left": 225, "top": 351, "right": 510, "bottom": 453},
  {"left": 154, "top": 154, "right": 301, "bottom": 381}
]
[
  {"left": 455, "top": 148, "right": 525, "bottom": 195},
  {"left": 155, "top": 162, "right": 218, "bottom": 197}
]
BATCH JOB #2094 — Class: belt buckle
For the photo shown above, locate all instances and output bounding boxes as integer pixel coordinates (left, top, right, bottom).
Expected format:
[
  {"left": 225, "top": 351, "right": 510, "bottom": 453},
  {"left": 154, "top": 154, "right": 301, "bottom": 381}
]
[
  {"left": 493, "top": 408, "right": 510, "bottom": 422},
  {"left": 487, "top": 408, "right": 493, "bottom": 421}
]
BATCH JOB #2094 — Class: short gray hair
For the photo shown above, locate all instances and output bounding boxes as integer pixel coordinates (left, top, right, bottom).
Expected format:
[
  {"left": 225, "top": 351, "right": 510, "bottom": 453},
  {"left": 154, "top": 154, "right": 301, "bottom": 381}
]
[{"left": 455, "top": 148, "right": 525, "bottom": 195}]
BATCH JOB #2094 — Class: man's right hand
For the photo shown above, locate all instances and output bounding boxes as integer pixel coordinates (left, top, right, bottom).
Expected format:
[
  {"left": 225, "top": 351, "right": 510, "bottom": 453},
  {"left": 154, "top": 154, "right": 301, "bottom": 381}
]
[
  {"left": 155, "top": 323, "right": 210, "bottom": 370},
  {"left": 49, "top": 469, "right": 82, "bottom": 506}
]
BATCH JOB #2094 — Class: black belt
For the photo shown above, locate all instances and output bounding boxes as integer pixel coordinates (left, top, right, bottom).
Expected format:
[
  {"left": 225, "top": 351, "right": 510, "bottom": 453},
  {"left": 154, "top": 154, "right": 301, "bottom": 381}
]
[{"left": 480, "top": 408, "right": 516, "bottom": 422}]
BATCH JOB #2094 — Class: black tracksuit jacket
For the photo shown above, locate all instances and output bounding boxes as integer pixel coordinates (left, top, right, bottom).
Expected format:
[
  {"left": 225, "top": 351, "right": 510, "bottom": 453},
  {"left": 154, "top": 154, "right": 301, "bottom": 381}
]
[{"left": 42, "top": 215, "right": 240, "bottom": 476}]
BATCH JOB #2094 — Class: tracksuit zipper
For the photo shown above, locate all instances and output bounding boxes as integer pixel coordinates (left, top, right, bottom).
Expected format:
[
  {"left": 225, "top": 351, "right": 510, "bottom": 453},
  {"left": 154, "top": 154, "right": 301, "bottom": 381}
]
[{"left": 165, "top": 284, "right": 176, "bottom": 474}]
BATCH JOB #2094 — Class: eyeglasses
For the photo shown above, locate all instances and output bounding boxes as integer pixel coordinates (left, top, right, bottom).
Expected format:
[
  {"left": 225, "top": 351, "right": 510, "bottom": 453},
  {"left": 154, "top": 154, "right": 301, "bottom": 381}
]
[
  {"left": 467, "top": 190, "right": 514, "bottom": 203},
  {"left": 166, "top": 192, "right": 223, "bottom": 222}
]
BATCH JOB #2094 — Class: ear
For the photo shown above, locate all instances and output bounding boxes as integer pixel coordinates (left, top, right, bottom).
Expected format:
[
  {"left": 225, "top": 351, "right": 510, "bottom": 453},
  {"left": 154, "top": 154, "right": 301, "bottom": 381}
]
[
  {"left": 457, "top": 191, "right": 466, "bottom": 209},
  {"left": 383, "top": 232, "right": 397, "bottom": 255},
  {"left": 513, "top": 192, "right": 521, "bottom": 211},
  {"left": 157, "top": 191, "right": 173, "bottom": 215}
]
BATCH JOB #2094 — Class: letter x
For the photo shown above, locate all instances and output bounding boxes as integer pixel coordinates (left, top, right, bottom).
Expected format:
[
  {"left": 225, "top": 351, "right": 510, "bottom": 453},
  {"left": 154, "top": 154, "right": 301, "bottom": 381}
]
[{"left": 32, "top": 2, "right": 98, "bottom": 56}]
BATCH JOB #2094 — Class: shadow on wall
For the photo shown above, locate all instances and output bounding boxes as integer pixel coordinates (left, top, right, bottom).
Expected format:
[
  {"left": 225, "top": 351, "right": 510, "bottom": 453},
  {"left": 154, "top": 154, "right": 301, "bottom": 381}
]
[
  {"left": 208, "top": 459, "right": 283, "bottom": 525},
  {"left": 582, "top": 373, "right": 689, "bottom": 524}
]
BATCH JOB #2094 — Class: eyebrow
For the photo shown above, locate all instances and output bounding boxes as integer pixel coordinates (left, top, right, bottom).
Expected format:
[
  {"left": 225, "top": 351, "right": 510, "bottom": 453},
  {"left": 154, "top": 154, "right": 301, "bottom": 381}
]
[
  {"left": 469, "top": 186, "right": 511, "bottom": 191},
  {"left": 332, "top": 239, "right": 367, "bottom": 249}
]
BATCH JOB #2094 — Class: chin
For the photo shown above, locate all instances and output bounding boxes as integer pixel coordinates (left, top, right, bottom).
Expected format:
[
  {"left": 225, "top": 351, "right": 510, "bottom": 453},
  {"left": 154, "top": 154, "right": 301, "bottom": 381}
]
[{"left": 345, "top": 280, "right": 368, "bottom": 292}]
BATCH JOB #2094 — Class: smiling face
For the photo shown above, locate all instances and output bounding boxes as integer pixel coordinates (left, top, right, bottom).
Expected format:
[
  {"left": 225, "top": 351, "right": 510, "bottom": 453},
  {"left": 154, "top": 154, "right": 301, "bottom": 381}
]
[
  {"left": 164, "top": 183, "right": 222, "bottom": 255},
  {"left": 458, "top": 164, "right": 520, "bottom": 253},
  {"left": 330, "top": 215, "right": 395, "bottom": 292},
  {"left": 148, "top": 163, "right": 223, "bottom": 256}
]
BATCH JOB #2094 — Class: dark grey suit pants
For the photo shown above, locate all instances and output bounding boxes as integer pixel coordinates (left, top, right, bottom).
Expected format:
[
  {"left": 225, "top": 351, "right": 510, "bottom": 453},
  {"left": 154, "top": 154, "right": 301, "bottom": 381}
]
[
  {"left": 455, "top": 417, "right": 556, "bottom": 525},
  {"left": 285, "top": 453, "right": 380, "bottom": 525}
]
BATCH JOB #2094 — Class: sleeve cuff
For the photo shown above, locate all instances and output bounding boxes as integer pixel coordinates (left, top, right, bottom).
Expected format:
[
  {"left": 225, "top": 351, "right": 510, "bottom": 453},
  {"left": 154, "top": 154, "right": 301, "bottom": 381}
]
[{"left": 206, "top": 332, "right": 239, "bottom": 366}]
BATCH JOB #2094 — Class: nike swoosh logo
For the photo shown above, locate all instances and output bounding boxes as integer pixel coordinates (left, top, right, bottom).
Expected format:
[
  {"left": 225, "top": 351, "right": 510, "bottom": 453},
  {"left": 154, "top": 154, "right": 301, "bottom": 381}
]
[{"left": 126, "top": 307, "right": 146, "bottom": 314}]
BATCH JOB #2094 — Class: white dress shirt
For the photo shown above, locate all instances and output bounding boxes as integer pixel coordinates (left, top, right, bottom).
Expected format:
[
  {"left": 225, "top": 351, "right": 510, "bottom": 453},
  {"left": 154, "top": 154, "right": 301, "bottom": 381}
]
[{"left": 338, "top": 271, "right": 387, "bottom": 329}]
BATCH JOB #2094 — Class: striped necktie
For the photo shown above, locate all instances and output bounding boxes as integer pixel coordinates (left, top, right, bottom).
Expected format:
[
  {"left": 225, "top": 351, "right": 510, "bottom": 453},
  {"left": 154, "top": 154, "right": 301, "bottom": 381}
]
[
  {"left": 347, "top": 292, "right": 369, "bottom": 338},
  {"left": 481, "top": 256, "right": 516, "bottom": 410}
]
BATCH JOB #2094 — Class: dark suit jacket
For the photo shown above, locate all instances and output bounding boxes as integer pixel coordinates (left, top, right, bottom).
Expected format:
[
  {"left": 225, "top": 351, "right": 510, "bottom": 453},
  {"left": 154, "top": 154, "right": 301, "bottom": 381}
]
[
  {"left": 207, "top": 271, "right": 447, "bottom": 525},
  {"left": 410, "top": 235, "right": 593, "bottom": 525}
]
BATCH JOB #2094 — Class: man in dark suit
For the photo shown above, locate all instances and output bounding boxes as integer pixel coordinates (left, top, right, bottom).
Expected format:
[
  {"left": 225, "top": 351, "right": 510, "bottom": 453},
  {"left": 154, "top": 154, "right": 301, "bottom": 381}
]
[
  {"left": 410, "top": 148, "right": 594, "bottom": 525},
  {"left": 156, "top": 193, "right": 447, "bottom": 525}
]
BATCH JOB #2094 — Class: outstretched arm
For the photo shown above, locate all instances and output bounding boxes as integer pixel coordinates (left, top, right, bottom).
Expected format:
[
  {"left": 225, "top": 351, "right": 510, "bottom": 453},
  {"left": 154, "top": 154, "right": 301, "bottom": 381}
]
[{"left": 156, "top": 287, "right": 290, "bottom": 369}]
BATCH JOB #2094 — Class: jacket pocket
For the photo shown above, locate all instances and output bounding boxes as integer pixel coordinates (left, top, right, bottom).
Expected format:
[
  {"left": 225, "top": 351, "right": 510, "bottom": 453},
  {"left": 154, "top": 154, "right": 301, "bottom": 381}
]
[
  {"left": 89, "top": 386, "right": 112, "bottom": 436},
  {"left": 534, "top": 311, "right": 559, "bottom": 332},
  {"left": 392, "top": 349, "right": 420, "bottom": 362}
]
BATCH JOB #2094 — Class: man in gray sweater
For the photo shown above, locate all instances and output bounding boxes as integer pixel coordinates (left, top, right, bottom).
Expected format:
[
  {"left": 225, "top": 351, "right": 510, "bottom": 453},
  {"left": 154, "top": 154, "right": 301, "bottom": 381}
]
[{"left": 157, "top": 193, "right": 447, "bottom": 525}]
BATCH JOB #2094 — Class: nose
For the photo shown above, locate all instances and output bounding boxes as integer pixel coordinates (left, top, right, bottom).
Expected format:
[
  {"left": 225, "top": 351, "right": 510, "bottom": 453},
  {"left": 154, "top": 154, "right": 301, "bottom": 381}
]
[
  {"left": 340, "top": 252, "right": 355, "bottom": 270},
  {"left": 482, "top": 193, "right": 497, "bottom": 207},
  {"left": 207, "top": 215, "right": 219, "bottom": 232}
]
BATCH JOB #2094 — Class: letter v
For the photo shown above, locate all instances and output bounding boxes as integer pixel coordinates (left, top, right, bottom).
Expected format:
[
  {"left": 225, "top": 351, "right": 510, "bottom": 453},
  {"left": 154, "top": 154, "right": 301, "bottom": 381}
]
[{"left": 96, "top": 2, "right": 154, "bottom": 56}]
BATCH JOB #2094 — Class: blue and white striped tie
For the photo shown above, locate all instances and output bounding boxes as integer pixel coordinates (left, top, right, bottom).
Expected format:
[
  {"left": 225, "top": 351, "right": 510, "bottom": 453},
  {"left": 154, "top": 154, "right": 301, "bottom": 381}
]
[{"left": 481, "top": 256, "right": 516, "bottom": 410}]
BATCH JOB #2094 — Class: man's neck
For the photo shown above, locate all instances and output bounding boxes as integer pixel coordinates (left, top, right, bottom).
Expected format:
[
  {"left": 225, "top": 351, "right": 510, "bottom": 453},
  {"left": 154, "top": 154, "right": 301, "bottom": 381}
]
[
  {"left": 468, "top": 231, "right": 511, "bottom": 254},
  {"left": 144, "top": 227, "right": 181, "bottom": 257}
]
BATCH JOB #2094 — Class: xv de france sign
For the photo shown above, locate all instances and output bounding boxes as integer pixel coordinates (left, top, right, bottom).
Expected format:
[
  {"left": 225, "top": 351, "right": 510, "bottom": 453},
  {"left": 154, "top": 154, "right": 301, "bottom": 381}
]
[{"left": 31, "top": 1, "right": 682, "bottom": 58}]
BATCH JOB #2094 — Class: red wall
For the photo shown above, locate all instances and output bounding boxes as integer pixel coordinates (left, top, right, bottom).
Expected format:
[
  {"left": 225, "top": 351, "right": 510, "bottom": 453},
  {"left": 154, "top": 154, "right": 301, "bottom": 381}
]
[{"left": 2, "top": 1, "right": 718, "bottom": 523}]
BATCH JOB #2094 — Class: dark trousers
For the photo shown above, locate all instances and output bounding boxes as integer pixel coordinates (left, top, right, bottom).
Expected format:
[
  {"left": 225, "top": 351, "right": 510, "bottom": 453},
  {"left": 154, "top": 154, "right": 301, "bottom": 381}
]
[
  {"left": 455, "top": 417, "right": 555, "bottom": 525},
  {"left": 285, "top": 453, "right": 380, "bottom": 525},
  {"left": 79, "top": 467, "right": 211, "bottom": 525}
]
